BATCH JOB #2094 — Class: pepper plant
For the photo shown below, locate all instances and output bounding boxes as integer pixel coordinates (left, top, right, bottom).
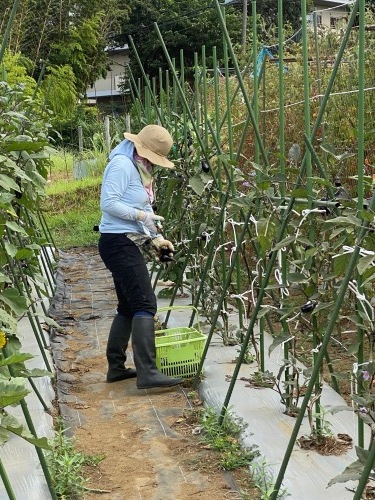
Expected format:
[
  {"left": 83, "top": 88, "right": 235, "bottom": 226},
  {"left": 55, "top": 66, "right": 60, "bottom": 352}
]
[{"left": 0, "top": 80, "right": 57, "bottom": 497}]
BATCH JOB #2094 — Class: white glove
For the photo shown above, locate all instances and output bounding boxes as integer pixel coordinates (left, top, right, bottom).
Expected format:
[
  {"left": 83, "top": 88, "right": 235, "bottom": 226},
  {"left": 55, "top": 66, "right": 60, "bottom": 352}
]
[
  {"left": 152, "top": 236, "right": 175, "bottom": 253},
  {"left": 138, "top": 211, "right": 164, "bottom": 233}
]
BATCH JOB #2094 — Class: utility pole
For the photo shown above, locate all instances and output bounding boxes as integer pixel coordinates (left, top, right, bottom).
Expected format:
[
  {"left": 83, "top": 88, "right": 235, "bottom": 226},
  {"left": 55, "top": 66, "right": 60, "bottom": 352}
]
[{"left": 241, "top": 0, "right": 248, "bottom": 54}]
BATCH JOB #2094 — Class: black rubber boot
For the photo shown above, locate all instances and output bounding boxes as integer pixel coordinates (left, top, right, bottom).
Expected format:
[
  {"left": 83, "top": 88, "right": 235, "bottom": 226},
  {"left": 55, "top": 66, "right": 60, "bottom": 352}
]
[
  {"left": 132, "top": 316, "right": 183, "bottom": 390},
  {"left": 106, "top": 313, "right": 137, "bottom": 382}
]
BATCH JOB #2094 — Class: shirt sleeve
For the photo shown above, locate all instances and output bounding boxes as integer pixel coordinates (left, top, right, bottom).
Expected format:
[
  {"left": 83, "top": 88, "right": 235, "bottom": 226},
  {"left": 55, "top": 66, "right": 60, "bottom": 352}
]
[{"left": 100, "top": 156, "right": 140, "bottom": 221}]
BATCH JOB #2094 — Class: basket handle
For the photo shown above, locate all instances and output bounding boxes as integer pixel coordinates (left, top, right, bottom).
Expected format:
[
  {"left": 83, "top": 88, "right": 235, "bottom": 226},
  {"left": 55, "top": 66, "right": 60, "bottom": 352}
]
[{"left": 156, "top": 305, "right": 201, "bottom": 332}]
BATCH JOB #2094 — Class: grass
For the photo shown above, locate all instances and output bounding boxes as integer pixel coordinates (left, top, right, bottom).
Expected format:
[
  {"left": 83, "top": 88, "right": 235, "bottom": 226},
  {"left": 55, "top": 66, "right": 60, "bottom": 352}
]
[
  {"left": 176, "top": 399, "right": 261, "bottom": 498},
  {"left": 47, "top": 418, "right": 105, "bottom": 498},
  {"left": 199, "top": 406, "right": 259, "bottom": 471},
  {"left": 42, "top": 150, "right": 103, "bottom": 249}
]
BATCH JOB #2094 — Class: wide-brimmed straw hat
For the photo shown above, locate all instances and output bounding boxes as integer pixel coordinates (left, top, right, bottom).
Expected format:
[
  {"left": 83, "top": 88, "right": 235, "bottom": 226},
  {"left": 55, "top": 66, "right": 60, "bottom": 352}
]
[{"left": 124, "top": 124, "right": 174, "bottom": 169}]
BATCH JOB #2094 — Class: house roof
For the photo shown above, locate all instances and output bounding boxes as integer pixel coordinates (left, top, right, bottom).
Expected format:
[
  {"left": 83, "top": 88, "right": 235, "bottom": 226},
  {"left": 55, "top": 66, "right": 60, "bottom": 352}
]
[
  {"left": 104, "top": 44, "right": 129, "bottom": 54},
  {"left": 314, "top": 0, "right": 352, "bottom": 5}
]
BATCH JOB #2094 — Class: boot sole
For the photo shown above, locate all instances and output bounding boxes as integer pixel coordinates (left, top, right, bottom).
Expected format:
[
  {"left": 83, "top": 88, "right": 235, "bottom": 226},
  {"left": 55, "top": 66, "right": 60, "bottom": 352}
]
[
  {"left": 137, "top": 380, "right": 183, "bottom": 389},
  {"left": 107, "top": 369, "right": 137, "bottom": 382}
]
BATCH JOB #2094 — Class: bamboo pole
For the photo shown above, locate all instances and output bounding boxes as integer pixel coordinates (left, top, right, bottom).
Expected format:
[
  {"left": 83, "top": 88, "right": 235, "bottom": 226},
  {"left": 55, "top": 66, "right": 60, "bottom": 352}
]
[
  {"left": 4, "top": 346, "right": 57, "bottom": 499},
  {"left": 270, "top": 193, "right": 375, "bottom": 500},
  {"left": 0, "top": 238, "right": 52, "bottom": 372},
  {"left": 213, "top": 0, "right": 269, "bottom": 168},
  {"left": 128, "top": 36, "right": 164, "bottom": 126},
  {"left": 356, "top": 0, "right": 366, "bottom": 450},
  {"left": 0, "top": 0, "right": 21, "bottom": 63},
  {"left": 0, "top": 459, "right": 16, "bottom": 499},
  {"left": 154, "top": 24, "right": 217, "bottom": 184}
]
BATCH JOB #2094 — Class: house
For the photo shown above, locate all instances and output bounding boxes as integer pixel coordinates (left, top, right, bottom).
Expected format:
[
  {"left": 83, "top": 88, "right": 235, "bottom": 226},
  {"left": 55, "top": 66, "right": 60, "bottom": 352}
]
[
  {"left": 311, "top": 0, "right": 352, "bottom": 28},
  {"left": 86, "top": 45, "right": 130, "bottom": 113}
]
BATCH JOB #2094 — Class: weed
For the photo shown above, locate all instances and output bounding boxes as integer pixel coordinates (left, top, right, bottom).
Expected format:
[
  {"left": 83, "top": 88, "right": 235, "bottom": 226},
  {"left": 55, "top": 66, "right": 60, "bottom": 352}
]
[
  {"left": 250, "top": 458, "right": 289, "bottom": 500},
  {"left": 199, "top": 407, "right": 259, "bottom": 471},
  {"left": 47, "top": 419, "right": 104, "bottom": 498}
]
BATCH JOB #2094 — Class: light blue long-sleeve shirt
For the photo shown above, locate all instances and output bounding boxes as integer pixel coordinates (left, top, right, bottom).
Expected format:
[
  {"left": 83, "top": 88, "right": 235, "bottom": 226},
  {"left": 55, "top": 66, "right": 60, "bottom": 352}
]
[{"left": 99, "top": 139, "right": 156, "bottom": 236}]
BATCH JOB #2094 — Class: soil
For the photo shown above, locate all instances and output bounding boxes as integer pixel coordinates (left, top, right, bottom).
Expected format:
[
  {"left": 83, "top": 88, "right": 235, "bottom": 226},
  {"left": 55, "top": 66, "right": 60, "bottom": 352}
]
[{"left": 48, "top": 247, "right": 259, "bottom": 500}]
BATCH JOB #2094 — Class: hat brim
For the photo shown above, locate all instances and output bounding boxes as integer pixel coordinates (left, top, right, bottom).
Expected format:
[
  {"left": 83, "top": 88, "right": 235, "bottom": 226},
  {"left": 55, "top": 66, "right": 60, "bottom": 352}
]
[{"left": 123, "top": 132, "right": 175, "bottom": 169}]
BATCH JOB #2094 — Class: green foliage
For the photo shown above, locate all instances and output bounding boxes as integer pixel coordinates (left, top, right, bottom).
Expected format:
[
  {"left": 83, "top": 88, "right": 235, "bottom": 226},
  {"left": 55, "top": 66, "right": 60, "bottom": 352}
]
[
  {"left": 1, "top": 51, "right": 36, "bottom": 96},
  {"left": 0, "top": 0, "right": 130, "bottom": 94},
  {"left": 250, "top": 458, "right": 289, "bottom": 500},
  {"left": 0, "top": 81, "right": 56, "bottom": 453},
  {"left": 199, "top": 407, "right": 259, "bottom": 471},
  {"left": 42, "top": 66, "right": 77, "bottom": 126},
  {"left": 43, "top": 173, "right": 102, "bottom": 249},
  {"left": 0, "top": 337, "right": 52, "bottom": 449},
  {"left": 49, "top": 12, "right": 108, "bottom": 93},
  {"left": 119, "top": 0, "right": 243, "bottom": 80},
  {"left": 249, "top": 0, "right": 310, "bottom": 28},
  {"left": 47, "top": 418, "right": 104, "bottom": 498}
]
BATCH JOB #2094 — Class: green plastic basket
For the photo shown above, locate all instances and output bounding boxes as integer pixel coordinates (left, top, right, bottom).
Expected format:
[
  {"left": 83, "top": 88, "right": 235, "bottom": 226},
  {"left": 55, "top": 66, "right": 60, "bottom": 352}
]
[{"left": 155, "top": 306, "right": 206, "bottom": 378}]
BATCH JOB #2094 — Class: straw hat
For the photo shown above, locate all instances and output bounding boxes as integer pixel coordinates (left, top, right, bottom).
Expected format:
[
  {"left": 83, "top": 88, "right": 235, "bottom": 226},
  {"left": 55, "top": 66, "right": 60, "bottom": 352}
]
[{"left": 124, "top": 124, "right": 174, "bottom": 169}]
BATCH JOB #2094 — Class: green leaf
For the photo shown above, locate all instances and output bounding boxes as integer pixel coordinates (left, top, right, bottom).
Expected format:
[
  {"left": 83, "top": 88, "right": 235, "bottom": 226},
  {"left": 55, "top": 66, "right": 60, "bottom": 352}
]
[
  {"left": 3, "top": 139, "right": 46, "bottom": 153},
  {"left": 0, "top": 413, "right": 51, "bottom": 449},
  {"left": 0, "top": 308, "right": 17, "bottom": 330},
  {"left": 357, "top": 254, "right": 375, "bottom": 275},
  {"left": 323, "top": 215, "right": 362, "bottom": 228},
  {"left": 351, "top": 394, "right": 369, "bottom": 407},
  {"left": 4, "top": 241, "right": 18, "bottom": 258},
  {"left": 362, "top": 266, "right": 375, "bottom": 287},
  {"left": 41, "top": 316, "right": 61, "bottom": 329},
  {"left": 188, "top": 175, "right": 205, "bottom": 196},
  {"left": 356, "top": 445, "right": 369, "bottom": 464},
  {"left": 311, "top": 302, "right": 333, "bottom": 314},
  {"left": 347, "top": 342, "right": 361, "bottom": 355},
  {"left": 257, "top": 306, "right": 272, "bottom": 319},
  {"left": 15, "top": 247, "right": 34, "bottom": 261},
  {"left": 0, "top": 377, "right": 30, "bottom": 407},
  {"left": 0, "top": 352, "right": 34, "bottom": 367},
  {"left": 0, "top": 288, "right": 29, "bottom": 316},
  {"left": 329, "top": 405, "right": 354, "bottom": 415},
  {"left": 269, "top": 333, "right": 293, "bottom": 356},
  {"left": 272, "top": 173, "right": 287, "bottom": 183},
  {"left": 17, "top": 368, "right": 54, "bottom": 378},
  {"left": 308, "top": 176, "right": 332, "bottom": 187},
  {"left": 5, "top": 220, "right": 28, "bottom": 235},
  {"left": 327, "top": 460, "right": 362, "bottom": 487},
  {"left": 291, "top": 188, "right": 308, "bottom": 198},
  {"left": 272, "top": 235, "right": 296, "bottom": 252},
  {"left": 0, "top": 174, "right": 20, "bottom": 192},
  {"left": 320, "top": 143, "right": 336, "bottom": 156},
  {"left": 333, "top": 253, "right": 351, "bottom": 277},
  {"left": 0, "top": 192, "right": 15, "bottom": 206},
  {"left": 287, "top": 272, "right": 309, "bottom": 284},
  {"left": 157, "top": 287, "right": 174, "bottom": 298}
]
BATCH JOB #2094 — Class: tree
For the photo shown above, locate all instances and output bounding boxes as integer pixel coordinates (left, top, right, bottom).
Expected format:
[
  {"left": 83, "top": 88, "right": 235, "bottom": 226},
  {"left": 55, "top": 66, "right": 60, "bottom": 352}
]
[
  {"left": 245, "top": 0, "right": 304, "bottom": 29},
  {"left": 116, "top": 0, "right": 243, "bottom": 81},
  {"left": 0, "top": 0, "right": 131, "bottom": 93}
]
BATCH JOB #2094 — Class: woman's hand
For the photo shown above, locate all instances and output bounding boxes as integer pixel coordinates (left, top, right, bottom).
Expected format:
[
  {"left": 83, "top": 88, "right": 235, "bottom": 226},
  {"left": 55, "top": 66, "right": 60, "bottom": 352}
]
[
  {"left": 152, "top": 236, "right": 175, "bottom": 254},
  {"left": 138, "top": 211, "right": 164, "bottom": 233}
]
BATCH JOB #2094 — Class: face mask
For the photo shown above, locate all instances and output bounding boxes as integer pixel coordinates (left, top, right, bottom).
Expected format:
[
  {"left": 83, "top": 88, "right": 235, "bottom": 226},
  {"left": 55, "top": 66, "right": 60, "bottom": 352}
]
[{"left": 134, "top": 153, "right": 154, "bottom": 203}]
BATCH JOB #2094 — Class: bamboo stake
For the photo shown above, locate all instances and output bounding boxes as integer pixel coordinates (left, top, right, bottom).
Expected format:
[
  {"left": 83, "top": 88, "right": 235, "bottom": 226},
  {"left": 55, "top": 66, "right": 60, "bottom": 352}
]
[
  {"left": 356, "top": 0, "right": 366, "bottom": 449},
  {"left": 271, "top": 189, "right": 375, "bottom": 499},
  {"left": 0, "top": 459, "right": 16, "bottom": 499},
  {"left": 213, "top": 0, "right": 269, "bottom": 168}
]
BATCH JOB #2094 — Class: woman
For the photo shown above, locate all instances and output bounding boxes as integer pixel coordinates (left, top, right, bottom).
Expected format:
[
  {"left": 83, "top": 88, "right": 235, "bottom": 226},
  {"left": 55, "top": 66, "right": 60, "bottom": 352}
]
[{"left": 98, "top": 124, "right": 182, "bottom": 389}]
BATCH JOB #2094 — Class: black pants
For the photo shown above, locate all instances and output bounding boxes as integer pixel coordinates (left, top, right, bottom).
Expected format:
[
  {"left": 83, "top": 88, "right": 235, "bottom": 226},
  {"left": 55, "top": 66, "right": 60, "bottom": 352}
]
[{"left": 98, "top": 233, "right": 157, "bottom": 318}]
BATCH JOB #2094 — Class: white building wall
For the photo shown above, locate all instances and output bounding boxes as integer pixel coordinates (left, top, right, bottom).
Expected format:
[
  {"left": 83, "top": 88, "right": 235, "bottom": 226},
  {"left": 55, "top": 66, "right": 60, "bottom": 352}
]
[{"left": 87, "top": 50, "right": 129, "bottom": 98}]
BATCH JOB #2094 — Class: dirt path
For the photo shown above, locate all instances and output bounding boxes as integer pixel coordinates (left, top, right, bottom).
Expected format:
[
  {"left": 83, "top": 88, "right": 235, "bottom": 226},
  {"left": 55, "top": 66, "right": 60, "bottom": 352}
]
[{"left": 48, "top": 247, "right": 258, "bottom": 500}]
